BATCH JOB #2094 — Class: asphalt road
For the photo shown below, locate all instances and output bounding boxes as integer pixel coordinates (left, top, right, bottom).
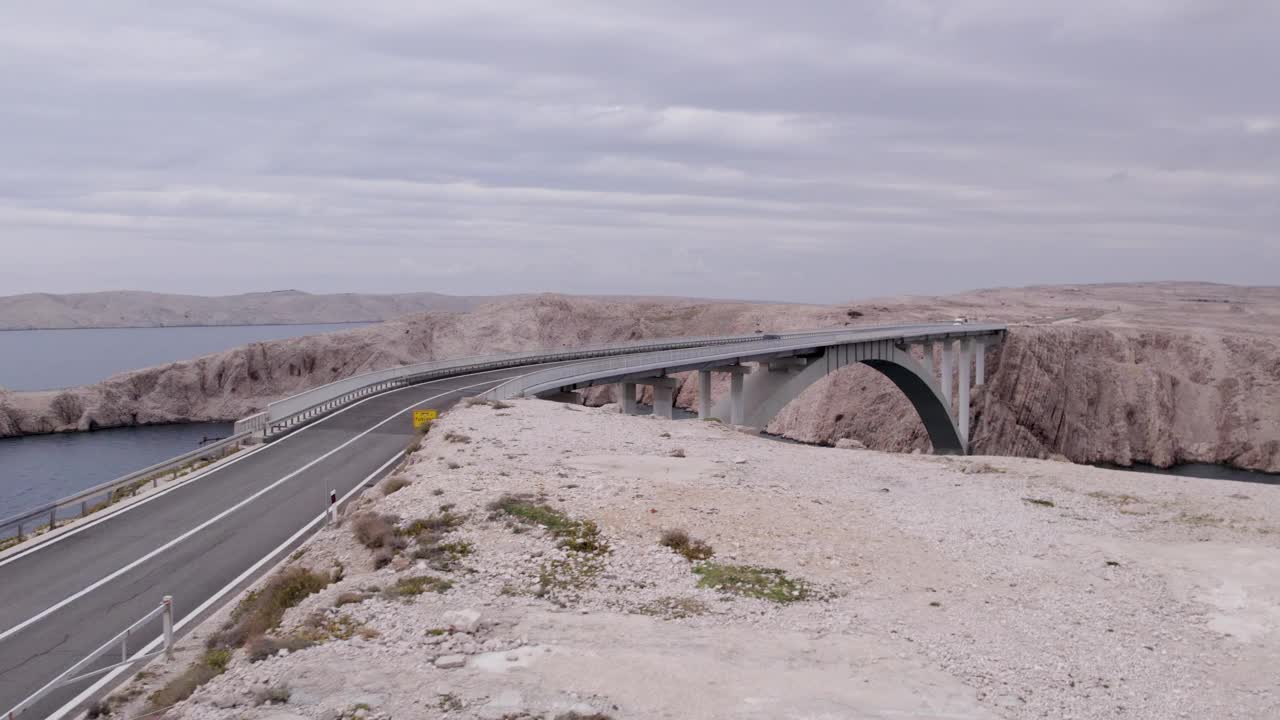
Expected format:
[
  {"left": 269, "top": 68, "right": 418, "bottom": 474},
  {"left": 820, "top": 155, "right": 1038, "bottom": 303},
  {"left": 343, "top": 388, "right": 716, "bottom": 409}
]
[{"left": 0, "top": 366, "right": 529, "bottom": 719}]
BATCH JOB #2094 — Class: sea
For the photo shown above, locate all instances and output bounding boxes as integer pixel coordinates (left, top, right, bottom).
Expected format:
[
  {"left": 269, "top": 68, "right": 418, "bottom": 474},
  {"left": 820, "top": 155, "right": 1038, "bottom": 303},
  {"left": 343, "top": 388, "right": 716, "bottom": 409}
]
[{"left": 0, "top": 323, "right": 370, "bottom": 519}]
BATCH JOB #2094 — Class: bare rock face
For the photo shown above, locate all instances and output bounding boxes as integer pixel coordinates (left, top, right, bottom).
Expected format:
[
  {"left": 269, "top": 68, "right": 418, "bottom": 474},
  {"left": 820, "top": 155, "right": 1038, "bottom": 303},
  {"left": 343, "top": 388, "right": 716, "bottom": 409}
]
[
  {"left": 5, "top": 284, "right": 1280, "bottom": 474},
  {"left": 973, "top": 326, "right": 1280, "bottom": 472}
]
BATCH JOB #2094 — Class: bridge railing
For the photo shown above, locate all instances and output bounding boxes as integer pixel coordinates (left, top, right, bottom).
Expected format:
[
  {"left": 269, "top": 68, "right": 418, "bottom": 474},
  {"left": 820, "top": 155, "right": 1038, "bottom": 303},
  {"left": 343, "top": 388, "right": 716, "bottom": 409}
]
[
  {"left": 244, "top": 332, "right": 793, "bottom": 435},
  {"left": 0, "top": 434, "right": 248, "bottom": 544},
  {"left": 482, "top": 323, "right": 1008, "bottom": 401}
]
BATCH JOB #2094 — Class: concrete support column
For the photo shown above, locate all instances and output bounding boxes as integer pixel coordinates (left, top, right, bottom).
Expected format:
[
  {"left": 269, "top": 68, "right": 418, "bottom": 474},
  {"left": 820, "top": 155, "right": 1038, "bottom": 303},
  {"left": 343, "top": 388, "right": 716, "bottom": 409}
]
[
  {"left": 974, "top": 340, "right": 986, "bottom": 387},
  {"left": 618, "top": 382, "right": 638, "bottom": 415},
  {"left": 730, "top": 372, "right": 745, "bottom": 426},
  {"left": 653, "top": 383, "right": 675, "bottom": 420},
  {"left": 958, "top": 339, "right": 972, "bottom": 449},
  {"left": 940, "top": 341, "right": 954, "bottom": 407},
  {"left": 920, "top": 342, "right": 934, "bottom": 378},
  {"left": 697, "top": 371, "right": 712, "bottom": 419}
]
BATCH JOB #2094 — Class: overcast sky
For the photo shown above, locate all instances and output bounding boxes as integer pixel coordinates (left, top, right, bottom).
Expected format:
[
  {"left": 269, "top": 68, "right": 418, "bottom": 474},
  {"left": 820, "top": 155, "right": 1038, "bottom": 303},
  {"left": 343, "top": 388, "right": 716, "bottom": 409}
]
[{"left": 1, "top": 1, "right": 1277, "bottom": 303}]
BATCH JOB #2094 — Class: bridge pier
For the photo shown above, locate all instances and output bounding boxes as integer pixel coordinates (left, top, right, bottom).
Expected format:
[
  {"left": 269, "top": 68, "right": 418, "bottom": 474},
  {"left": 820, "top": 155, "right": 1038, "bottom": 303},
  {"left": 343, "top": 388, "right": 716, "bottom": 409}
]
[
  {"left": 974, "top": 340, "right": 986, "bottom": 387},
  {"left": 697, "top": 371, "right": 712, "bottom": 419},
  {"left": 619, "top": 377, "right": 680, "bottom": 418},
  {"left": 940, "top": 341, "right": 955, "bottom": 405},
  {"left": 616, "top": 382, "right": 638, "bottom": 415},
  {"left": 958, "top": 339, "right": 972, "bottom": 450},
  {"left": 919, "top": 342, "right": 934, "bottom": 378}
]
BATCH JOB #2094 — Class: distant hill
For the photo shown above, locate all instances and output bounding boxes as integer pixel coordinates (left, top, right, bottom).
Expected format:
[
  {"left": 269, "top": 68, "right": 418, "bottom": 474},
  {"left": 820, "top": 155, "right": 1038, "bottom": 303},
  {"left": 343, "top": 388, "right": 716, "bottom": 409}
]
[{"left": 0, "top": 290, "right": 498, "bottom": 330}]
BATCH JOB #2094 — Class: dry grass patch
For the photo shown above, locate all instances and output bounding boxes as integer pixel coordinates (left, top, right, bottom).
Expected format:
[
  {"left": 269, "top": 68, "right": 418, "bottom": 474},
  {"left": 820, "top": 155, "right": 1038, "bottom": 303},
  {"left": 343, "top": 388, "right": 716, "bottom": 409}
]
[
  {"left": 1023, "top": 497, "right": 1056, "bottom": 508},
  {"left": 351, "top": 513, "right": 406, "bottom": 551},
  {"left": 636, "top": 596, "right": 710, "bottom": 619},
  {"left": 443, "top": 431, "right": 472, "bottom": 444},
  {"left": 659, "top": 528, "right": 714, "bottom": 561},
  {"left": 207, "top": 566, "right": 332, "bottom": 650},
  {"left": 147, "top": 649, "right": 231, "bottom": 711}
]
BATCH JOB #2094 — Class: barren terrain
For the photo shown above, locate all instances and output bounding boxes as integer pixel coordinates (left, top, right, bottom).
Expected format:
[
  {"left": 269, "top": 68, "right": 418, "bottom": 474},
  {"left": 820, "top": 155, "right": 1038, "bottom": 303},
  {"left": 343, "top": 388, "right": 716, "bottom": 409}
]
[
  {"left": 2, "top": 283, "right": 1278, "bottom": 472},
  {"left": 105, "top": 399, "right": 1280, "bottom": 720}
]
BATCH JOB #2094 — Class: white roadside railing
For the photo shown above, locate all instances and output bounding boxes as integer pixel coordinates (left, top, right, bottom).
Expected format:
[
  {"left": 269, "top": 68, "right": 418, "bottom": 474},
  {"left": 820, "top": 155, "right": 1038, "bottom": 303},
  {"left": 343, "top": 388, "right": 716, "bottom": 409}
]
[
  {"left": 3, "top": 597, "right": 174, "bottom": 720},
  {"left": 482, "top": 323, "right": 1009, "bottom": 400}
]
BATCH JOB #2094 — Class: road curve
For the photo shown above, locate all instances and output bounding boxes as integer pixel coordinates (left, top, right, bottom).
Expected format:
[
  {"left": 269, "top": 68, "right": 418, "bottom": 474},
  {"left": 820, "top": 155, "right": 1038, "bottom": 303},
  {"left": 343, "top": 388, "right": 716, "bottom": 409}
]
[{"left": 0, "top": 366, "right": 533, "bottom": 719}]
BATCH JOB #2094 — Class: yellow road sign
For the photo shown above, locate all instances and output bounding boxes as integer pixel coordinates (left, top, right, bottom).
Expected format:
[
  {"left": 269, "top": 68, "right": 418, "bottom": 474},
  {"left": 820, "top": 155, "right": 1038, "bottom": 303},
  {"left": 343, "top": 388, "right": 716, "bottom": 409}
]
[{"left": 413, "top": 409, "right": 438, "bottom": 429}]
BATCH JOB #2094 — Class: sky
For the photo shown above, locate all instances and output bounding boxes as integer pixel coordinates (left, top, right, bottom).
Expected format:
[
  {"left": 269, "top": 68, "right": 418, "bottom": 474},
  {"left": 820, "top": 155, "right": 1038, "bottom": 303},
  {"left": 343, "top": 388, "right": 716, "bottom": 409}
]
[{"left": 1, "top": 1, "right": 1277, "bottom": 303}]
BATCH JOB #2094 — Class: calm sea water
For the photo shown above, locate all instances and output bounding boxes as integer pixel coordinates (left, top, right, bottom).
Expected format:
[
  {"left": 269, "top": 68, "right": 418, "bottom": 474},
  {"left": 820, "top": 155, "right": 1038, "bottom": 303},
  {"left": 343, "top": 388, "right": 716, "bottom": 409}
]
[
  {"left": 0, "top": 323, "right": 372, "bottom": 520},
  {"left": 0, "top": 421, "right": 232, "bottom": 520},
  {"left": 0, "top": 323, "right": 371, "bottom": 391}
]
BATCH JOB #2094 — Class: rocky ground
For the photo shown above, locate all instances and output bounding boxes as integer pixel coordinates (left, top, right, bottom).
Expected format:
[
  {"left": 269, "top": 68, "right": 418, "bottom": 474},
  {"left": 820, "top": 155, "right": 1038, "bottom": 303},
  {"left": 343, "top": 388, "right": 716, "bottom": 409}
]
[
  {"left": 3, "top": 283, "right": 1279, "bottom": 472},
  {"left": 108, "top": 398, "right": 1280, "bottom": 720}
]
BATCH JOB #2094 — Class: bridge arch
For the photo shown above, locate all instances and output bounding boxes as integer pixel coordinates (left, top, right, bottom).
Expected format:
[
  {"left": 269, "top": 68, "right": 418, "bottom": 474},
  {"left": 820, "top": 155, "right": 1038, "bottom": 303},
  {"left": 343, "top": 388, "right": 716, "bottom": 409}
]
[{"left": 708, "top": 341, "right": 965, "bottom": 454}]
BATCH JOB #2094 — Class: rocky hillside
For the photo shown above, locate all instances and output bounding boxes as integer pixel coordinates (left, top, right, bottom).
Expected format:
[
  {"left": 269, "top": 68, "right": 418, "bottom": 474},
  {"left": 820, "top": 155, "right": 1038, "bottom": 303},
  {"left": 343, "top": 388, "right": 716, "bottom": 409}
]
[
  {"left": 2, "top": 284, "right": 1278, "bottom": 472},
  {"left": 0, "top": 290, "right": 494, "bottom": 329},
  {"left": 103, "top": 400, "right": 1280, "bottom": 720}
]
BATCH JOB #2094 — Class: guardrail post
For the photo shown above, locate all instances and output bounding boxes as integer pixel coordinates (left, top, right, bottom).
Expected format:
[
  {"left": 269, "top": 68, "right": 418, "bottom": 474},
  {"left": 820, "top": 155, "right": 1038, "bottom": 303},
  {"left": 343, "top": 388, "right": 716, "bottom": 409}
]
[
  {"left": 80, "top": 500, "right": 88, "bottom": 518},
  {"left": 328, "top": 489, "right": 338, "bottom": 525},
  {"left": 48, "top": 509, "right": 56, "bottom": 532},
  {"left": 162, "top": 596, "right": 174, "bottom": 660}
]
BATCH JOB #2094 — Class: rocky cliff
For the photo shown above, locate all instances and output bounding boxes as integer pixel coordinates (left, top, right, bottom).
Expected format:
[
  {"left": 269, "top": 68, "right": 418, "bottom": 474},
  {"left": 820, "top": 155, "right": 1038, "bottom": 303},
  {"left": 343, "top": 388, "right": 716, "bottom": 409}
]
[{"left": 3, "top": 284, "right": 1278, "bottom": 473}]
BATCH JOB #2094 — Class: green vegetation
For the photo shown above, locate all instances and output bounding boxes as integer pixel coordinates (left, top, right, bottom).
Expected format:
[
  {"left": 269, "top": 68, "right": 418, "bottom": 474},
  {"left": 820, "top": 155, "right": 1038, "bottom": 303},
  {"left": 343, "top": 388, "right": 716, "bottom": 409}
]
[
  {"left": 147, "top": 649, "right": 232, "bottom": 710},
  {"left": 659, "top": 528, "right": 714, "bottom": 561},
  {"left": 693, "top": 563, "right": 814, "bottom": 603},
  {"left": 384, "top": 574, "right": 452, "bottom": 599},
  {"left": 488, "top": 494, "right": 608, "bottom": 554}
]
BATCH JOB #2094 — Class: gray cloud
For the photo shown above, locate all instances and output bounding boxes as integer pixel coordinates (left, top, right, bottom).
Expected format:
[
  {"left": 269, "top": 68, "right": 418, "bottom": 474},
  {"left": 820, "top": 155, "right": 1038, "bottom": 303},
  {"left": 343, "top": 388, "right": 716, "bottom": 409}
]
[{"left": 1, "top": 0, "right": 1277, "bottom": 302}]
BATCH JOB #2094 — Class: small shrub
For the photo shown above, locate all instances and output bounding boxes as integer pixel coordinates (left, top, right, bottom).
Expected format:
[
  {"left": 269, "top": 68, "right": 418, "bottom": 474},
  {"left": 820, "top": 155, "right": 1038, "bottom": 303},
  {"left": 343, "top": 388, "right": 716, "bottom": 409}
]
[
  {"left": 555, "top": 712, "right": 614, "bottom": 720},
  {"left": 659, "top": 528, "right": 714, "bottom": 561},
  {"left": 446, "top": 461, "right": 462, "bottom": 470},
  {"left": 85, "top": 699, "right": 110, "bottom": 718},
  {"left": 444, "top": 432, "right": 472, "bottom": 444},
  {"left": 669, "top": 448, "right": 686, "bottom": 458},
  {"left": 693, "top": 563, "right": 814, "bottom": 603},
  {"left": 1023, "top": 497, "right": 1056, "bottom": 508},
  {"left": 404, "top": 511, "right": 464, "bottom": 537},
  {"left": 372, "top": 547, "right": 395, "bottom": 569},
  {"left": 351, "top": 513, "right": 405, "bottom": 550},
  {"left": 432, "top": 488, "right": 445, "bottom": 496},
  {"left": 384, "top": 574, "right": 452, "bottom": 599},
  {"left": 382, "top": 476, "right": 411, "bottom": 495},
  {"left": 438, "top": 693, "right": 465, "bottom": 711}
]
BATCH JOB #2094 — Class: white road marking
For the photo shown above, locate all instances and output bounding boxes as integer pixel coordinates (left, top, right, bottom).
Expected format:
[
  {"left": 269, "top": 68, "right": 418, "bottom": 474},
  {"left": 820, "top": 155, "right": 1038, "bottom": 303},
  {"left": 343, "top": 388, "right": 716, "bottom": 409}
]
[
  {"left": 0, "top": 377, "right": 498, "bottom": 644},
  {"left": 0, "top": 365, "right": 522, "bottom": 568},
  {"left": 40, "top": 450, "right": 407, "bottom": 720}
]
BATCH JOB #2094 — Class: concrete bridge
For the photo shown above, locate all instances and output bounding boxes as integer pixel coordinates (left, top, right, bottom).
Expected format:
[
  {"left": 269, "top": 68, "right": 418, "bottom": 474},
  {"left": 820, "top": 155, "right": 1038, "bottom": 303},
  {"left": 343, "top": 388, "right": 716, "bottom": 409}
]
[{"left": 485, "top": 323, "right": 1006, "bottom": 454}]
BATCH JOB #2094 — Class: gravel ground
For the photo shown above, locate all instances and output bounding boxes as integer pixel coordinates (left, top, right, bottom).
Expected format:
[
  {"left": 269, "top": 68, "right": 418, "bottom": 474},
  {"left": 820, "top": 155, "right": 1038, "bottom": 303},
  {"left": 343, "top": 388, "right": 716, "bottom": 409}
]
[{"left": 112, "top": 398, "right": 1280, "bottom": 720}]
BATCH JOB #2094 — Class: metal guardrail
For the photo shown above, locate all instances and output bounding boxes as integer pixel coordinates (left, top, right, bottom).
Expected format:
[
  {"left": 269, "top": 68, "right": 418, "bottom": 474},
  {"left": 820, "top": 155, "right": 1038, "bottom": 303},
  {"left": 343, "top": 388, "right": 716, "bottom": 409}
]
[
  {"left": 4, "top": 596, "right": 174, "bottom": 719},
  {"left": 0, "top": 434, "right": 248, "bottom": 542},
  {"left": 243, "top": 332, "right": 792, "bottom": 436},
  {"left": 482, "top": 323, "right": 1008, "bottom": 400}
]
